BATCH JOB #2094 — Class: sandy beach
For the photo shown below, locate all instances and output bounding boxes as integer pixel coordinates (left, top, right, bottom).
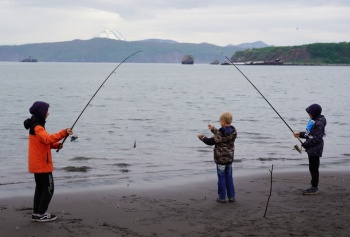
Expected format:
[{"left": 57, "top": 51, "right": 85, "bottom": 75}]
[{"left": 1, "top": 169, "right": 349, "bottom": 237}]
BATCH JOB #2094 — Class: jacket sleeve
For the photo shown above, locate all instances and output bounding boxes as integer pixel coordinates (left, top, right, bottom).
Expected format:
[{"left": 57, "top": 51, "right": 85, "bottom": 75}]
[
  {"left": 34, "top": 126, "right": 68, "bottom": 145},
  {"left": 299, "top": 131, "right": 307, "bottom": 139},
  {"left": 210, "top": 127, "right": 218, "bottom": 135},
  {"left": 50, "top": 142, "right": 61, "bottom": 149},
  {"left": 302, "top": 121, "right": 324, "bottom": 148},
  {"left": 202, "top": 137, "right": 216, "bottom": 146}
]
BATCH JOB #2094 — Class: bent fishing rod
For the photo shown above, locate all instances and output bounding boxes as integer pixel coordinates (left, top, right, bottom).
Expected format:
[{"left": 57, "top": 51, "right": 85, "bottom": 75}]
[
  {"left": 216, "top": 48, "right": 303, "bottom": 153},
  {"left": 57, "top": 50, "right": 142, "bottom": 152}
]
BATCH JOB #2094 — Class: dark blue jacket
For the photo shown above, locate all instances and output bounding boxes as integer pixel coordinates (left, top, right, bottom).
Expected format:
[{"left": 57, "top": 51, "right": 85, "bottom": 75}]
[{"left": 300, "top": 115, "right": 327, "bottom": 157}]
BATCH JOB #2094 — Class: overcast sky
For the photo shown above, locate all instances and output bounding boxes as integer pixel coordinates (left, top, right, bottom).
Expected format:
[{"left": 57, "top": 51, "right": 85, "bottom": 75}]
[{"left": 1, "top": 0, "right": 349, "bottom": 46}]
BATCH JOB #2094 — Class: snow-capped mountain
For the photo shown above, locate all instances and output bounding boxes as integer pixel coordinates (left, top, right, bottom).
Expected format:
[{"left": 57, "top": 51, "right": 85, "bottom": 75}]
[{"left": 94, "top": 29, "right": 126, "bottom": 41}]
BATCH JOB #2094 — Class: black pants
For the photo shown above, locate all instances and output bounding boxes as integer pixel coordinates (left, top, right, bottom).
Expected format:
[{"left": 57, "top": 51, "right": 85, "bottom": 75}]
[
  {"left": 308, "top": 155, "right": 320, "bottom": 188},
  {"left": 33, "top": 173, "right": 54, "bottom": 215}
]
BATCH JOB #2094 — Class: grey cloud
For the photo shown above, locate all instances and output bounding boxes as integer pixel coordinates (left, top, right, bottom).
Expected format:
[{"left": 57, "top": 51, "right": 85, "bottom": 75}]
[{"left": 1, "top": 0, "right": 349, "bottom": 45}]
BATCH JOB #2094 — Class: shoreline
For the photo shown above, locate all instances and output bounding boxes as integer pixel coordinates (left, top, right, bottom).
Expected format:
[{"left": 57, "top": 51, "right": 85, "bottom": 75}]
[
  {"left": 1, "top": 165, "right": 348, "bottom": 199},
  {"left": 1, "top": 169, "right": 349, "bottom": 237}
]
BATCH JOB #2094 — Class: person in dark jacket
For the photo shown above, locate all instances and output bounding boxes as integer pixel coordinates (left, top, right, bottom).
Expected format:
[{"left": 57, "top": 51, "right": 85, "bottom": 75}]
[
  {"left": 294, "top": 104, "right": 327, "bottom": 195},
  {"left": 197, "top": 112, "right": 237, "bottom": 203}
]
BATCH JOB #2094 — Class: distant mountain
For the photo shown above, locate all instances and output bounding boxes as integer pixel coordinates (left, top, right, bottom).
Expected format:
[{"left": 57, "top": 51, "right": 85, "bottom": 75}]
[
  {"left": 233, "top": 41, "right": 270, "bottom": 49},
  {"left": 94, "top": 29, "right": 126, "bottom": 41},
  {"left": 140, "top": 39, "right": 178, "bottom": 44},
  {"left": 0, "top": 38, "right": 269, "bottom": 63}
]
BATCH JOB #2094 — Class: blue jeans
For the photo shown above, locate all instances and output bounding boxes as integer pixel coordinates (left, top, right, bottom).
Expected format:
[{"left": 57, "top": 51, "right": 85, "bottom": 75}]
[{"left": 216, "top": 163, "right": 235, "bottom": 200}]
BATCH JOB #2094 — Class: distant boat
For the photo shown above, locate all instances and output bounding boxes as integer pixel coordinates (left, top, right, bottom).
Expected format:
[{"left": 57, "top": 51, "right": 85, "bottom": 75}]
[
  {"left": 220, "top": 61, "right": 232, "bottom": 65},
  {"left": 20, "top": 57, "right": 37, "bottom": 62}
]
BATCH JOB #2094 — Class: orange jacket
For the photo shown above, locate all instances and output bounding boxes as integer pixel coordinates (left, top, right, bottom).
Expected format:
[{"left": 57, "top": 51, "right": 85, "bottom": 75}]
[{"left": 28, "top": 125, "right": 67, "bottom": 173}]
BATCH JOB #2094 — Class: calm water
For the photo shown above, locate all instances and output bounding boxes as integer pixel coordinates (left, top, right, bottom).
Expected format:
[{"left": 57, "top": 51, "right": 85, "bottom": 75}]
[{"left": 1, "top": 62, "right": 349, "bottom": 197}]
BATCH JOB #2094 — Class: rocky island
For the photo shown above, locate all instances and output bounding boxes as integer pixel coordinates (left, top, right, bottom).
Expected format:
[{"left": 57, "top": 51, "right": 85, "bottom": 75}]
[{"left": 181, "top": 55, "right": 194, "bottom": 64}]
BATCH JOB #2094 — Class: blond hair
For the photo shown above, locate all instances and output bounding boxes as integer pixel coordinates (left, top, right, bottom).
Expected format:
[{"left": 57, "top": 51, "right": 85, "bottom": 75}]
[{"left": 220, "top": 112, "right": 233, "bottom": 125}]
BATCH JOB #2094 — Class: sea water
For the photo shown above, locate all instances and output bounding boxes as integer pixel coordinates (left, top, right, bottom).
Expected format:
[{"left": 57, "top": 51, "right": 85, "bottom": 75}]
[{"left": 0, "top": 62, "right": 349, "bottom": 197}]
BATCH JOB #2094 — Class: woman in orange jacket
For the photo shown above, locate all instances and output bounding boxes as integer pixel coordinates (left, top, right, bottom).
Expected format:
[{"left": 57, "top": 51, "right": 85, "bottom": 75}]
[{"left": 24, "top": 101, "right": 73, "bottom": 222}]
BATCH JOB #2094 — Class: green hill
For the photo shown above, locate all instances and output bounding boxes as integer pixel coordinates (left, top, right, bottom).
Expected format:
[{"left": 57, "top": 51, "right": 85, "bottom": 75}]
[{"left": 231, "top": 42, "right": 350, "bottom": 64}]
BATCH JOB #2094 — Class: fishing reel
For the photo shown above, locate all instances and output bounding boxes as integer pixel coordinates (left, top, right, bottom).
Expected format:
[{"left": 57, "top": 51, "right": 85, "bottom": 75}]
[
  {"left": 70, "top": 135, "right": 78, "bottom": 142},
  {"left": 293, "top": 144, "right": 302, "bottom": 154}
]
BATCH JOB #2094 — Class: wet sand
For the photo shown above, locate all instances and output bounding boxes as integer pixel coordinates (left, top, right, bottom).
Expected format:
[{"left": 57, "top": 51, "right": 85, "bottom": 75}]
[{"left": 0, "top": 170, "right": 349, "bottom": 237}]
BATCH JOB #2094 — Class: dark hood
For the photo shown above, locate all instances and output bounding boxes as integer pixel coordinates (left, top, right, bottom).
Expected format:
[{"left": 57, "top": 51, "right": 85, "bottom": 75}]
[
  {"left": 306, "top": 104, "right": 322, "bottom": 119},
  {"left": 315, "top": 115, "right": 327, "bottom": 127},
  {"left": 24, "top": 116, "right": 45, "bottom": 134},
  {"left": 219, "top": 125, "right": 235, "bottom": 135}
]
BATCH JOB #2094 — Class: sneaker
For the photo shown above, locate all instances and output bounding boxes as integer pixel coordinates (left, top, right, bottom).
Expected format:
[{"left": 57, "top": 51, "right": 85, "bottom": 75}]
[
  {"left": 216, "top": 198, "right": 226, "bottom": 203},
  {"left": 31, "top": 213, "right": 39, "bottom": 221},
  {"left": 303, "top": 187, "right": 319, "bottom": 195},
  {"left": 32, "top": 213, "right": 57, "bottom": 222},
  {"left": 228, "top": 197, "right": 236, "bottom": 202}
]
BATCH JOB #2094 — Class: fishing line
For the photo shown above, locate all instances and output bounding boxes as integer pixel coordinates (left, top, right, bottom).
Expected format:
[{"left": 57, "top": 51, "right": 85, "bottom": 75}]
[
  {"left": 215, "top": 48, "right": 303, "bottom": 153},
  {"left": 57, "top": 50, "right": 142, "bottom": 152}
]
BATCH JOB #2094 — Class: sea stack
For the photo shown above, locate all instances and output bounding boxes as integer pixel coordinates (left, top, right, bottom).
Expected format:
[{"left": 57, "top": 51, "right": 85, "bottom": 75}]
[{"left": 181, "top": 55, "right": 194, "bottom": 64}]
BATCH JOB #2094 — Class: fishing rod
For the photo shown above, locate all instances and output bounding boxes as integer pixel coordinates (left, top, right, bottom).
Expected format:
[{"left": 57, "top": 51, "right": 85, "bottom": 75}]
[
  {"left": 57, "top": 50, "right": 142, "bottom": 152},
  {"left": 215, "top": 48, "right": 303, "bottom": 153}
]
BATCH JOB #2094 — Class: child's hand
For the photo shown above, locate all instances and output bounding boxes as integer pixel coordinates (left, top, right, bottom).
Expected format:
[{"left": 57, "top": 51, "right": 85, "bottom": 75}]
[
  {"left": 208, "top": 124, "right": 214, "bottom": 130},
  {"left": 294, "top": 132, "right": 300, "bottom": 138},
  {"left": 197, "top": 134, "right": 205, "bottom": 140},
  {"left": 66, "top": 128, "right": 74, "bottom": 135},
  {"left": 57, "top": 143, "right": 63, "bottom": 150}
]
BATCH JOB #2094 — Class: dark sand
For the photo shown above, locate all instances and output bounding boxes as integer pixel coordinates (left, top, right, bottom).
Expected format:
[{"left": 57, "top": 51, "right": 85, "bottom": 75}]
[{"left": 1, "top": 170, "right": 349, "bottom": 237}]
